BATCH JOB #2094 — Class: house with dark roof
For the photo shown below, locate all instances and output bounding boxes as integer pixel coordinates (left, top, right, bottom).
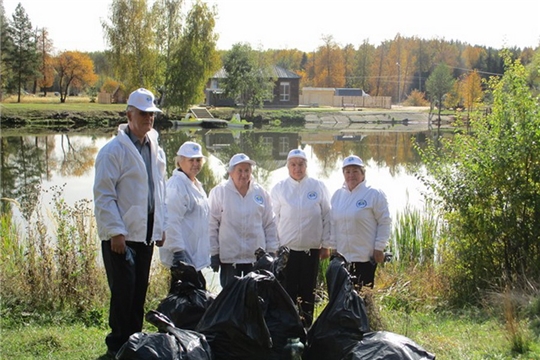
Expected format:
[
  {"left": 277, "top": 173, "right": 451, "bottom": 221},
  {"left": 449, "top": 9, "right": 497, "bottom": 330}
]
[{"left": 205, "top": 65, "right": 301, "bottom": 107}]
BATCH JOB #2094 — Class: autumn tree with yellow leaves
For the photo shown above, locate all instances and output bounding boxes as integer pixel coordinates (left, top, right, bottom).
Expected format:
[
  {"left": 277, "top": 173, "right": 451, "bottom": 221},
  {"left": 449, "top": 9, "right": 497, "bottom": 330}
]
[
  {"left": 54, "top": 51, "right": 97, "bottom": 103},
  {"left": 460, "top": 69, "right": 483, "bottom": 115}
]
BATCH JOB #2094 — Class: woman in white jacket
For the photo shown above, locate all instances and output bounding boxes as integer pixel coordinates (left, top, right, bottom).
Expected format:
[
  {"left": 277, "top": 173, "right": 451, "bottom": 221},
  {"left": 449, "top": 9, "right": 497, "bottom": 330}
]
[
  {"left": 160, "top": 141, "right": 210, "bottom": 289},
  {"left": 330, "top": 155, "right": 391, "bottom": 288},
  {"left": 208, "top": 153, "right": 278, "bottom": 288},
  {"left": 270, "top": 148, "right": 331, "bottom": 327}
]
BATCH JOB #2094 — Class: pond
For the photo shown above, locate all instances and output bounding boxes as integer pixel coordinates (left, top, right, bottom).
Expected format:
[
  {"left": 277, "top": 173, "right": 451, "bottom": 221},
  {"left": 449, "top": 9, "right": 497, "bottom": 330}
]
[{"left": 1, "top": 123, "right": 442, "bottom": 232}]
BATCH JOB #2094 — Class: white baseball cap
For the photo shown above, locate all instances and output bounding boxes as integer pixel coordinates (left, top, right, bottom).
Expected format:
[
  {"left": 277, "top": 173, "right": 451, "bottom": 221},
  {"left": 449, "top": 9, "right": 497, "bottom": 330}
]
[
  {"left": 127, "top": 88, "right": 162, "bottom": 113},
  {"left": 177, "top": 141, "right": 204, "bottom": 158},
  {"left": 342, "top": 155, "right": 365, "bottom": 168},
  {"left": 287, "top": 149, "right": 307, "bottom": 161},
  {"left": 228, "top": 153, "right": 256, "bottom": 171}
]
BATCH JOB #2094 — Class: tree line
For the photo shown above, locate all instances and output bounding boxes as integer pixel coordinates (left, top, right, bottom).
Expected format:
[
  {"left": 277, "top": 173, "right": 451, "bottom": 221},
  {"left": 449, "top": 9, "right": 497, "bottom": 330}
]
[{"left": 1, "top": 0, "right": 539, "bottom": 114}]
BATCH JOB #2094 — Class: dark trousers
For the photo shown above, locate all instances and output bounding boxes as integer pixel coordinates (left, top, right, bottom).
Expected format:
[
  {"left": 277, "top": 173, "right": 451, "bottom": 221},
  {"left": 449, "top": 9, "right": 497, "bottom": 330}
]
[
  {"left": 349, "top": 261, "right": 377, "bottom": 288},
  {"left": 282, "top": 249, "right": 320, "bottom": 327},
  {"left": 219, "top": 263, "right": 254, "bottom": 289},
  {"left": 101, "top": 215, "right": 155, "bottom": 353}
]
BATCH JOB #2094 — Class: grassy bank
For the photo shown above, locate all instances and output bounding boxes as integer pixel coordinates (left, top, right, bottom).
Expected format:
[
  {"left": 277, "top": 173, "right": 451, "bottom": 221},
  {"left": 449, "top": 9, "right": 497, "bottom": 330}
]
[{"left": 1, "top": 187, "right": 538, "bottom": 359}]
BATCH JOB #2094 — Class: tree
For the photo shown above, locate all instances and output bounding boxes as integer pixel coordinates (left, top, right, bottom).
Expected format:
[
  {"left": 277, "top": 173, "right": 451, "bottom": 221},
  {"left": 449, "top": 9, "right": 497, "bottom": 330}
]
[
  {"left": 425, "top": 63, "right": 455, "bottom": 126},
  {"left": 102, "top": 0, "right": 160, "bottom": 91},
  {"left": 54, "top": 51, "right": 97, "bottom": 103},
  {"left": 0, "top": 0, "right": 13, "bottom": 99},
  {"left": 222, "top": 43, "right": 275, "bottom": 118},
  {"left": 311, "top": 35, "right": 344, "bottom": 88},
  {"left": 152, "top": 0, "right": 184, "bottom": 109},
  {"left": 5, "top": 3, "right": 39, "bottom": 102},
  {"left": 460, "top": 70, "right": 483, "bottom": 115},
  {"left": 36, "top": 27, "right": 55, "bottom": 95},
  {"left": 417, "top": 50, "right": 540, "bottom": 304},
  {"left": 165, "top": 0, "right": 219, "bottom": 111}
]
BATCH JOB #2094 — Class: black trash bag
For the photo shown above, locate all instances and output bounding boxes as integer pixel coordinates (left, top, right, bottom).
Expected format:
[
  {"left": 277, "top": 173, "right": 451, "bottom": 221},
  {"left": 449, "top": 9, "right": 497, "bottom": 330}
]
[
  {"left": 196, "top": 270, "right": 306, "bottom": 360},
  {"left": 343, "top": 331, "right": 436, "bottom": 360},
  {"left": 116, "top": 310, "right": 213, "bottom": 360},
  {"left": 157, "top": 262, "right": 215, "bottom": 330},
  {"left": 253, "top": 246, "right": 290, "bottom": 282},
  {"left": 303, "top": 254, "right": 370, "bottom": 360}
]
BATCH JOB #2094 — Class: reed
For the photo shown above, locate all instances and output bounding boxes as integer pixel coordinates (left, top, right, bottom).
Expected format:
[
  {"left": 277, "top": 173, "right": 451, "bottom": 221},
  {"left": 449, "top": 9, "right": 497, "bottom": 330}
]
[{"left": 0, "top": 184, "right": 108, "bottom": 320}]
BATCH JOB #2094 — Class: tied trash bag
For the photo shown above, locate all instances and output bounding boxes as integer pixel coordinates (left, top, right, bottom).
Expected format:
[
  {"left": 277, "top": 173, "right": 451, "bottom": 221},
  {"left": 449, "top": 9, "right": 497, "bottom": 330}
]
[
  {"left": 304, "top": 254, "right": 436, "bottom": 360},
  {"left": 253, "top": 246, "right": 290, "bottom": 282},
  {"left": 157, "top": 262, "right": 215, "bottom": 330},
  {"left": 116, "top": 310, "right": 212, "bottom": 360},
  {"left": 196, "top": 269, "right": 306, "bottom": 360},
  {"left": 304, "top": 254, "right": 370, "bottom": 360}
]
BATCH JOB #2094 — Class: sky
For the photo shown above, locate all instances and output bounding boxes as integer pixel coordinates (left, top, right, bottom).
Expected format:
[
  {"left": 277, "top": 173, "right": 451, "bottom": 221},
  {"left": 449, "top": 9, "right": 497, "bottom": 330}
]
[{"left": 3, "top": 0, "right": 539, "bottom": 53}]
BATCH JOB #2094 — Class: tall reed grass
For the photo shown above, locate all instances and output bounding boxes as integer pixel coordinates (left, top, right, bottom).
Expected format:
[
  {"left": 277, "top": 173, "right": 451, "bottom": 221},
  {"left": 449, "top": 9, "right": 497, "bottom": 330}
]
[{"left": 1, "top": 184, "right": 108, "bottom": 323}]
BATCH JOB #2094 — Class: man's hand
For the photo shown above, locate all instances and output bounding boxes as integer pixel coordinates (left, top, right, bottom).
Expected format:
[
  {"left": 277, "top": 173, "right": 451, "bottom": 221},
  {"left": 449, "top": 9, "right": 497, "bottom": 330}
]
[
  {"left": 372, "top": 249, "right": 385, "bottom": 263},
  {"left": 111, "top": 234, "right": 126, "bottom": 254},
  {"left": 319, "top": 247, "right": 330, "bottom": 260},
  {"left": 155, "top": 232, "right": 166, "bottom": 247}
]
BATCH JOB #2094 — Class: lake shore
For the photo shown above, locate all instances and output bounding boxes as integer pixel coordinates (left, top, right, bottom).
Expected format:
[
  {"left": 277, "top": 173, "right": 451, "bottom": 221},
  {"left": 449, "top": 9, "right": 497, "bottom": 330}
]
[{"left": 0, "top": 104, "right": 454, "bottom": 134}]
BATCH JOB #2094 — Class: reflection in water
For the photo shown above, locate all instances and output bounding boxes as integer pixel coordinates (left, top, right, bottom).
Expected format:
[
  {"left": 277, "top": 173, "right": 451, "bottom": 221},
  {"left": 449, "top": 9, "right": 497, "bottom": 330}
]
[{"left": 1, "top": 129, "right": 439, "bottom": 228}]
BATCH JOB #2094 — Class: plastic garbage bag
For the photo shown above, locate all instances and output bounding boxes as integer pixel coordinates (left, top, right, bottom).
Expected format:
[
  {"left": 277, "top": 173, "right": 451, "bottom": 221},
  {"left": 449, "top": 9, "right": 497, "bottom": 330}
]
[
  {"left": 303, "top": 254, "right": 370, "bottom": 360},
  {"left": 304, "top": 254, "right": 435, "bottom": 360},
  {"left": 116, "top": 310, "right": 213, "bottom": 360},
  {"left": 343, "top": 331, "right": 436, "bottom": 360},
  {"left": 253, "top": 246, "right": 289, "bottom": 282},
  {"left": 196, "top": 269, "right": 306, "bottom": 360},
  {"left": 157, "top": 262, "right": 215, "bottom": 330}
]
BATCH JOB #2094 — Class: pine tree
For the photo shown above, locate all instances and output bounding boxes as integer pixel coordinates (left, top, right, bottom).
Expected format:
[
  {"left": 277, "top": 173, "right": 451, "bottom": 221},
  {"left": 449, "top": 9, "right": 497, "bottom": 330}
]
[{"left": 5, "top": 3, "right": 39, "bottom": 102}]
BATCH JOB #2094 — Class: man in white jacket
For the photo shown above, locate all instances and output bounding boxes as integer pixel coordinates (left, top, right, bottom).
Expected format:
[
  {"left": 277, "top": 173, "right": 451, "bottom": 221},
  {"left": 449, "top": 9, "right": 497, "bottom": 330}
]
[
  {"left": 93, "top": 88, "right": 167, "bottom": 358},
  {"left": 208, "top": 153, "right": 278, "bottom": 288},
  {"left": 270, "top": 148, "right": 331, "bottom": 327}
]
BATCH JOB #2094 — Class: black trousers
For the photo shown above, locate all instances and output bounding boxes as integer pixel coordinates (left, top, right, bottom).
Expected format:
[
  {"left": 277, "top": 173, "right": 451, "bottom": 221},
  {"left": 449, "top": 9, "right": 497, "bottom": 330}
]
[
  {"left": 282, "top": 249, "right": 320, "bottom": 327},
  {"left": 349, "top": 261, "right": 377, "bottom": 288},
  {"left": 219, "top": 263, "right": 254, "bottom": 289},
  {"left": 101, "top": 214, "right": 154, "bottom": 353}
]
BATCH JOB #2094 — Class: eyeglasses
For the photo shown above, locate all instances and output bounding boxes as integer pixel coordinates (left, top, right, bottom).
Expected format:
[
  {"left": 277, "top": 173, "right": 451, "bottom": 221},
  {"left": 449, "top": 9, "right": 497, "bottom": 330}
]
[{"left": 138, "top": 110, "right": 155, "bottom": 117}]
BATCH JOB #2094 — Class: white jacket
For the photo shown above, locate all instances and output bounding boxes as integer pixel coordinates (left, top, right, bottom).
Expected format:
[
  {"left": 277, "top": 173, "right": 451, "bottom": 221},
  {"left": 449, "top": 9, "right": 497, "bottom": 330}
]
[
  {"left": 271, "top": 176, "right": 331, "bottom": 251},
  {"left": 329, "top": 180, "right": 391, "bottom": 262},
  {"left": 160, "top": 169, "right": 210, "bottom": 271},
  {"left": 208, "top": 177, "right": 278, "bottom": 264},
  {"left": 94, "top": 124, "right": 167, "bottom": 243}
]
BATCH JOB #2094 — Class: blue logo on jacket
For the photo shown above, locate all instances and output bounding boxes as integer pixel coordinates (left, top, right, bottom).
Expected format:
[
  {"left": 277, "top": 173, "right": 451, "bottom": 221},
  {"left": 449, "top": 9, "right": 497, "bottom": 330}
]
[
  {"left": 307, "top": 191, "right": 318, "bottom": 200},
  {"left": 254, "top": 195, "right": 264, "bottom": 204},
  {"left": 356, "top": 199, "right": 367, "bottom": 208}
]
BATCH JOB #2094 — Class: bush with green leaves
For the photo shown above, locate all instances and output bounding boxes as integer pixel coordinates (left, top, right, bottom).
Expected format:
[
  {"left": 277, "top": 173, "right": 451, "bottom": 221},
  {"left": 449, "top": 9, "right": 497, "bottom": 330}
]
[{"left": 416, "top": 50, "right": 540, "bottom": 305}]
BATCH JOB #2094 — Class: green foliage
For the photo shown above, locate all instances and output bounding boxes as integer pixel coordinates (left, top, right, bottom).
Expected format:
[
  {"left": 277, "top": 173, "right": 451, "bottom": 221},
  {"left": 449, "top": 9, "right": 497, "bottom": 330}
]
[
  {"left": 0, "top": 184, "right": 108, "bottom": 315},
  {"left": 417, "top": 50, "right": 540, "bottom": 304},
  {"left": 4, "top": 3, "right": 39, "bottom": 100},
  {"left": 222, "top": 43, "right": 276, "bottom": 119},
  {"left": 426, "top": 63, "right": 455, "bottom": 121},
  {"left": 165, "top": 0, "right": 220, "bottom": 111},
  {"left": 102, "top": 0, "right": 161, "bottom": 91}
]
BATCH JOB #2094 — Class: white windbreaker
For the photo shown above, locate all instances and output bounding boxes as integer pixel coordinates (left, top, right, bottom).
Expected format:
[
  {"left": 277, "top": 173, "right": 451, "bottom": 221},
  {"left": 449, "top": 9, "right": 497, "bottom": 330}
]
[
  {"left": 160, "top": 169, "right": 210, "bottom": 271},
  {"left": 94, "top": 124, "right": 167, "bottom": 243},
  {"left": 208, "top": 177, "right": 278, "bottom": 264},
  {"left": 271, "top": 176, "right": 331, "bottom": 251},
  {"left": 329, "top": 180, "right": 391, "bottom": 263}
]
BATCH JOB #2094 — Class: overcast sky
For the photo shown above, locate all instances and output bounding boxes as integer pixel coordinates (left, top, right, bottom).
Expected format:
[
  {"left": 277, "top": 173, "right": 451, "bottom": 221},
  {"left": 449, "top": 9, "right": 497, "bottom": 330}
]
[{"left": 3, "top": 0, "right": 539, "bottom": 53}]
